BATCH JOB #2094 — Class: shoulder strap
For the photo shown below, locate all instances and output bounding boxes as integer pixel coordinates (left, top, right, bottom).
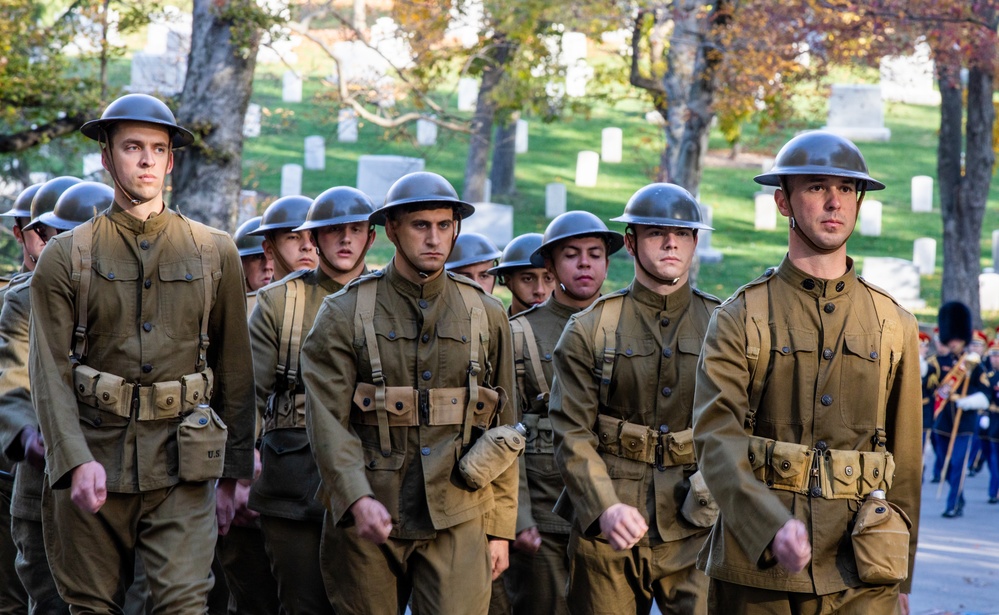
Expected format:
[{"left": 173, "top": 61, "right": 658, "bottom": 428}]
[
  {"left": 592, "top": 294, "right": 624, "bottom": 408},
  {"left": 70, "top": 221, "right": 95, "bottom": 362},
  {"left": 185, "top": 218, "right": 218, "bottom": 373},
  {"left": 744, "top": 282, "right": 771, "bottom": 430},
  {"left": 455, "top": 281, "right": 487, "bottom": 447},
  {"left": 354, "top": 277, "right": 392, "bottom": 456},
  {"left": 514, "top": 315, "right": 550, "bottom": 404},
  {"left": 866, "top": 284, "right": 903, "bottom": 447},
  {"left": 276, "top": 277, "right": 307, "bottom": 390},
  {"left": 509, "top": 318, "right": 528, "bottom": 411}
]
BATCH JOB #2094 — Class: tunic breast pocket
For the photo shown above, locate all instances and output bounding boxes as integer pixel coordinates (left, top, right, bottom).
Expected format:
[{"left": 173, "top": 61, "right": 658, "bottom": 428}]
[
  {"left": 158, "top": 259, "right": 210, "bottom": 340},
  {"left": 89, "top": 258, "right": 140, "bottom": 336},
  {"left": 436, "top": 320, "right": 472, "bottom": 379},
  {"left": 760, "top": 328, "right": 816, "bottom": 425},
  {"left": 605, "top": 335, "right": 657, "bottom": 411},
  {"left": 840, "top": 333, "right": 881, "bottom": 430}
]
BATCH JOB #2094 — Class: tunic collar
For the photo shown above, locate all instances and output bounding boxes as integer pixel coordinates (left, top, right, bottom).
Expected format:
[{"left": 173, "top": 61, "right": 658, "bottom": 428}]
[
  {"left": 541, "top": 294, "right": 583, "bottom": 319},
  {"left": 385, "top": 259, "right": 448, "bottom": 299},
  {"left": 107, "top": 201, "right": 172, "bottom": 236},
  {"left": 628, "top": 277, "right": 692, "bottom": 313},
  {"left": 774, "top": 254, "right": 858, "bottom": 299}
]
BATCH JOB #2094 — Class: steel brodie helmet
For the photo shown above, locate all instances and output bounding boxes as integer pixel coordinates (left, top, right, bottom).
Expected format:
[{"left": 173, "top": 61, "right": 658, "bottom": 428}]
[
  {"left": 250, "top": 196, "right": 314, "bottom": 236},
  {"left": 81, "top": 94, "right": 194, "bottom": 148},
  {"left": 370, "top": 172, "right": 475, "bottom": 226},
  {"left": 611, "top": 183, "right": 712, "bottom": 230},
  {"left": 234, "top": 216, "right": 266, "bottom": 257},
  {"left": 446, "top": 233, "right": 502, "bottom": 271},
  {"left": 530, "top": 211, "right": 624, "bottom": 267},
  {"left": 26, "top": 181, "right": 112, "bottom": 232},
  {"left": 1, "top": 183, "right": 43, "bottom": 219},
  {"left": 295, "top": 187, "right": 376, "bottom": 233},
  {"left": 754, "top": 131, "right": 885, "bottom": 191},
  {"left": 487, "top": 233, "right": 544, "bottom": 276},
  {"left": 29, "top": 177, "right": 83, "bottom": 222}
]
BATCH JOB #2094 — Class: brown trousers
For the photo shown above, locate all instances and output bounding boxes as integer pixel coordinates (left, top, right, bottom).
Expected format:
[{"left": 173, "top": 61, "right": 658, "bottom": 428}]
[
  {"left": 566, "top": 528, "right": 708, "bottom": 615},
  {"left": 215, "top": 525, "right": 283, "bottom": 615},
  {"left": 0, "top": 482, "right": 28, "bottom": 615},
  {"left": 320, "top": 513, "right": 491, "bottom": 615},
  {"left": 260, "top": 516, "right": 333, "bottom": 615},
  {"left": 505, "top": 531, "right": 570, "bottom": 615},
  {"left": 11, "top": 517, "right": 66, "bottom": 614},
  {"left": 707, "top": 578, "right": 901, "bottom": 615}
]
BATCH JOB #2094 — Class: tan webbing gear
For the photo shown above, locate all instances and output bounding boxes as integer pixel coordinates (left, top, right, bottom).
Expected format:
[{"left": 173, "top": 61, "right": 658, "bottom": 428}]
[
  {"left": 276, "top": 277, "right": 307, "bottom": 391},
  {"left": 592, "top": 290, "right": 627, "bottom": 408},
  {"left": 353, "top": 272, "right": 491, "bottom": 457},
  {"left": 741, "top": 268, "right": 904, "bottom": 498},
  {"left": 71, "top": 212, "right": 217, "bottom": 371},
  {"left": 510, "top": 315, "right": 550, "bottom": 410}
]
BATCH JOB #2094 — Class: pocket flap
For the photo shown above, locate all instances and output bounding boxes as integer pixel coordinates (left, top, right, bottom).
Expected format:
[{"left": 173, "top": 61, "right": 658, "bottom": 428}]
[
  {"left": 619, "top": 421, "right": 649, "bottom": 454},
  {"left": 773, "top": 328, "right": 817, "bottom": 354},
  {"left": 153, "top": 380, "right": 183, "bottom": 414},
  {"left": 770, "top": 441, "right": 808, "bottom": 479},
  {"left": 615, "top": 335, "right": 657, "bottom": 358},
  {"left": 668, "top": 428, "right": 694, "bottom": 457},
  {"left": 677, "top": 336, "right": 704, "bottom": 355},
  {"left": 861, "top": 451, "right": 891, "bottom": 491},
  {"left": 830, "top": 449, "right": 862, "bottom": 486},
  {"left": 747, "top": 436, "right": 770, "bottom": 472},
  {"left": 435, "top": 320, "right": 470, "bottom": 343},
  {"left": 159, "top": 259, "right": 205, "bottom": 282},
  {"left": 73, "top": 364, "right": 100, "bottom": 401},
  {"left": 94, "top": 258, "right": 139, "bottom": 281},
  {"left": 844, "top": 334, "right": 880, "bottom": 362},
  {"left": 352, "top": 382, "right": 416, "bottom": 417},
  {"left": 94, "top": 372, "right": 125, "bottom": 406}
]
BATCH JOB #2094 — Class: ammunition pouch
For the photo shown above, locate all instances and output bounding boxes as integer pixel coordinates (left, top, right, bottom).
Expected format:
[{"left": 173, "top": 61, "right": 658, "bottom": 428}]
[
  {"left": 350, "top": 383, "right": 500, "bottom": 429},
  {"left": 747, "top": 435, "right": 894, "bottom": 499},
  {"left": 521, "top": 413, "right": 555, "bottom": 455},
  {"left": 263, "top": 389, "right": 306, "bottom": 432},
  {"left": 852, "top": 496, "right": 911, "bottom": 584},
  {"left": 680, "top": 469, "right": 719, "bottom": 528},
  {"left": 73, "top": 365, "right": 214, "bottom": 421},
  {"left": 595, "top": 415, "right": 695, "bottom": 470},
  {"left": 177, "top": 405, "right": 228, "bottom": 482},
  {"left": 458, "top": 424, "right": 526, "bottom": 490}
]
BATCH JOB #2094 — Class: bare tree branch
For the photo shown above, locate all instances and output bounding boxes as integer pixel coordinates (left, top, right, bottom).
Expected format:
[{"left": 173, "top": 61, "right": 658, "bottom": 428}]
[
  {"left": 0, "top": 114, "right": 89, "bottom": 154},
  {"left": 814, "top": 0, "right": 999, "bottom": 30},
  {"left": 630, "top": 10, "right": 667, "bottom": 94}
]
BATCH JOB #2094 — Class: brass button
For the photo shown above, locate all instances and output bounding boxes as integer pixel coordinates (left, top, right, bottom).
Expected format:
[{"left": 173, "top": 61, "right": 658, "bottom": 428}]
[
  {"left": 193, "top": 391, "right": 199, "bottom": 400},
  {"left": 185, "top": 273, "right": 193, "bottom": 281},
  {"left": 418, "top": 299, "right": 428, "bottom": 309},
  {"left": 782, "top": 346, "right": 790, "bottom": 354},
  {"left": 166, "top": 396, "right": 174, "bottom": 405},
  {"left": 476, "top": 402, "right": 484, "bottom": 409},
  {"left": 748, "top": 452, "right": 756, "bottom": 463},
  {"left": 824, "top": 303, "right": 835, "bottom": 314},
  {"left": 820, "top": 394, "right": 833, "bottom": 406},
  {"left": 836, "top": 281, "right": 845, "bottom": 291},
  {"left": 780, "top": 460, "right": 791, "bottom": 471},
  {"left": 810, "top": 486, "right": 822, "bottom": 497},
  {"left": 873, "top": 468, "right": 880, "bottom": 478},
  {"left": 363, "top": 398, "right": 371, "bottom": 407},
  {"left": 823, "top": 348, "right": 834, "bottom": 360},
  {"left": 78, "top": 384, "right": 85, "bottom": 393},
  {"left": 845, "top": 466, "right": 853, "bottom": 476},
  {"left": 660, "top": 317, "right": 670, "bottom": 327},
  {"left": 102, "top": 392, "right": 110, "bottom": 401},
  {"left": 802, "top": 279, "right": 815, "bottom": 290},
  {"left": 870, "top": 351, "right": 879, "bottom": 359},
  {"left": 662, "top": 348, "right": 673, "bottom": 358},
  {"left": 395, "top": 401, "right": 404, "bottom": 410}
]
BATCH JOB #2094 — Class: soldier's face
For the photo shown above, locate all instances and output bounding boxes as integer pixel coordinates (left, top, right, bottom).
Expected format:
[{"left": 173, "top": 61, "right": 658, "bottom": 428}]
[
  {"left": 105, "top": 122, "right": 173, "bottom": 202},
  {"left": 548, "top": 236, "right": 608, "bottom": 301},
  {"left": 777, "top": 175, "right": 859, "bottom": 252},
  {"left": 505, "top": 268, "right": 555, "bottom": 313},
  {"left": 450, "top": 261, "right": 495, "bottom": 293},
  {"left": 264, "top": 229, "right": 318, "bottom": 272},
  {"left": 626, "top": 225, "right": 697, "bottom": 286},
  {"left": 241, "top": 253, "right": 273, "bottom": 291},
  {"left": 990, "top": 352, "right": 999, "bottom": 370},
  {"left": 13, "top": 220, "right": 45, "bottom": 270},
  {"left": 315, "top": 222, "right": 374, "bottom": 274},
  {"left": 385, "top": 208, "right": 457, "bottom": 274}
]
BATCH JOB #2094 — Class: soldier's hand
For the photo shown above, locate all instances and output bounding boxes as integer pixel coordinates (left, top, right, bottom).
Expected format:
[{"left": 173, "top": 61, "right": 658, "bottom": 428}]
[
  {"left": 253, "top": 448, "right": 262, "bottom": 481},
  {"left": 898, "top": 593, "right": 910, "bottom": 615},
  {"left": 772, "top": 518, "right": 811, "bottom": 573},
  {"left": 19, "top": 426, "right": 46, "bottom": 471},
  {"left": 70, "top": 461, "right": 107, "bottom": 514},
  {"left": 231, "top": 478, "right": 259, "bottom": 527},
  {"left": 599, "top": 503, "right": 648, "bottom": 551},
  {"left": 351, "top": 496, "right": 393, "bottom": 544},
  {"left": 216, "top": 478, "right": 239, "bottom": 536},
  {"left": 489, "top": 539, "right": 510, "bottom": 580},
  {"left": 512, "top": 526, "right": 542, "bottom": 554}
]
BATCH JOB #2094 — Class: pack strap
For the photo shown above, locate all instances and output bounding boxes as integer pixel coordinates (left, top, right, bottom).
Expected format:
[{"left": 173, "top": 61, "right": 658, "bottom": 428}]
[
  {"left": 276, "top": 278, "right": 306, "bottom": 391},
  {"left": 70, "top": 221, "right": 95, "bottom": 361},
  {"left": 510, "top": 319, "right": 528, "bottom": 411},
  {"left": 355, "top": 279, "right": 391, "bottom": 456},
  {"left": 513, "top": 316, "right": 550, "bottom": 406},
  {"left": 594, "top": 295, "right": 624, "bottom": 408},
  {"left": 456, "top": 282, "right": 486, "bottom": 448},
  {"left": 744, "top": 282, "right": 771, "bottom": 430},
  {"left": 868, "top": 288, "right": 902, "bottom": 448},
  {"left": 184, "top": 218, "right": 217, "bottom": 374}
]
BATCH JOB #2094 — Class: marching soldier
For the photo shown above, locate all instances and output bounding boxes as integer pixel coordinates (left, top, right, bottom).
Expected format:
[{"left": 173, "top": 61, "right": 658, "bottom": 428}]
[
  {"left": 984, "top": 335, "right": 999, "bottom": 503},
  {"left": 29, "top": 93, "right": 255, "bottom": 612},
  {"left": 248, "top": 187, "right": 376, "bottom": 614},
  {"left": 234, "top": 216, "right": 274, "bottom": 312},
  {"left": 445, "top": 232, "right": 502, "bottom": 293},
  {"left": 506, "top": 211, "right": 621, "bottom": 615},
  {"left": 301, "top": 172, "right": 517, "bottom": 614},
  {"left": 968, "top": 330, "right": 990, "bottom": 476},
  {"left": 920, "top": 331, "right": 941, "bottom": 481},
  {"left": 693, "top": 131, "right": 921, "bottom": 613},
  {"left": 932, "top": 302, "right": 991, "bottom": 518},
  {"left": 0, "top": 181, "right": 111, "bottom": 615},
  {"left": 487, "top": 233, "right": 555, "bottom": 317},
  {"left": 249, "top": 196, "right": 317, "bottom": 282}
]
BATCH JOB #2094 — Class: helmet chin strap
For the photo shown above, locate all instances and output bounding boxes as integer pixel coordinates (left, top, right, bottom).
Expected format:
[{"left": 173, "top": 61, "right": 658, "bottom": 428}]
[{"left": 627, "top": 227, "right": 680, "bottom": 287}]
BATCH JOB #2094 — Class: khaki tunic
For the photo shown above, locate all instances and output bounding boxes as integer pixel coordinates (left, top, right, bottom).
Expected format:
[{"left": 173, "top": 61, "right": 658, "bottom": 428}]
[
  {"left": 248, "top": 268, "right": 343, "bottom": 521},
  {"left": 549, "top": 280, "right": 719, "bottom": 542},
  {"left": 29, "top": 203, "right": 255, "bottom": 491},
  {"left": 692, "top": 256, "right": 922, "bottom": 595},
  {"left": 511, "top": 296, "right": 580, "bottom": 535},
  {"left": 302, "top": 262, "right": 518, "bottom": 540}
]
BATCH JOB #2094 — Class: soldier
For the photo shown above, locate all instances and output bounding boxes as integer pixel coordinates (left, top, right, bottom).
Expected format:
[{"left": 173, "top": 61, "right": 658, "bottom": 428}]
[
  {"left": 548, "top": 187, "right": 717, "bottom": 614},
  {"left": 506, "top": 211, "right": 621, "bottom": 615},
  {"left": 693, "top": 131, "right": 921, "bottom": 613},
  {"left": 234, "top": 216, "right": 274, "bottom": 313},
  {"left": 932, "top": 302, "right": 991, "bottom": 518},
  {"left": 250, "top": 196, "right": 317, "bottom": 282},
  {"left": 301, "top": 171, "right": 517, "bottom": 614},
  {"left": 920, "top": 331, "right": 941, "bottom": 480},
  {"left": 445, "top": 232, "right": 502, "bottom": 293},
  {"left": 968, "top": 330, "right": 990, "bottom": 476},
  {"left": 248, "top": 186, "right": 376, "bottom": 614},
  {"left": 984, "top": 335, "right": 999, "bottom": 503},
  {"left": 487, "top": 233, "right": 556, "bottom": 317},
  {"left": 0, "top": 181, "right": 111, "bottom": 615},
  {"left": 28, "top": 93, "right": 255, "bottom": 612}
]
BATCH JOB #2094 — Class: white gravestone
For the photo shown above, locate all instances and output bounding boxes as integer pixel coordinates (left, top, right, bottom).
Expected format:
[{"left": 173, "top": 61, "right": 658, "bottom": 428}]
[
  {"left": 880, "top": 42, "right": 941, "bottom": 106},
  {"left": 546, "top": 183, "right": 567, "bottom": 218},
  {"left": 462, "top": 202, "right": 514, "bottom": 248},
  {"left": 993, "top": 230, "right": 999, "bottom": 271},
  {"left": 823, "top": 85, "right": 891, "bottom": 142},
  {"left": 237, "top": 190, "right": 258, "bottom": 227},
  {"left": 82, "top": 153, "right": 104, "bottom": 179},
  {"left": 911, "top": 175, "right": 933, "bottom": 212},
  {"left": 696, "top": 204, "right": 723, "bottom": 264},
  {"left": 601, "top": 127, "right": 623, "bottom": 163},
  {"left": 282, "top": 71, "right": 303, "bottom": 103},
  {"left": 482, "top": 179, "right": 492, "bottom": 205},
  {"left": 337, "top": 109, "right": 358, "bottom": 143},
  {"left": 128, "top": 52, "right": 187, "bottom": 96},
  {"left": 515, "top": 120, "right": 528, "bottom": 154},
  {"left": 280, "top": 164, "right": 302, "bottom": 197},
  {"left": 458, "top": 78, "right": 479, "bottom": 112},
  {"left": 859, "top": 200, "right": 882, "bottom": 237},
  {"left": 758, "top": 157, "right": 777, "bottom": 195},
  {"left": 145, "top": 22, "right": 170, "bottom": 55},
  {"left": 754, "top": 192, "right": 777, "bottom": 230},
  {"left": 861, "top": 257, "right": 925, "bottom": 310},
  {"left": 304, "top": 136, "right": 325, "bottom": 171},
  {"left": 561, "top": 32, "right": 588, "bottom": 65},
  {"left": 417, "top": 119, "right": 437, "bottom": 146},
  {"left": 357, "top": 155, "right": 425, "bottom": 205},
  {"left": 575, "top": 151, "right": 599, "bottom": 187},
  {"left": 565, "top": 62, "right": 592, "bottom": 98},
  {"left": 243, "top": 104, "right": 261, "bottom": 138},
  {"left": 913, "top": 238, "right": 936, "bottom": 276},
  {"left": 981, "top": 273, "right": 999, "bottom": 312}
]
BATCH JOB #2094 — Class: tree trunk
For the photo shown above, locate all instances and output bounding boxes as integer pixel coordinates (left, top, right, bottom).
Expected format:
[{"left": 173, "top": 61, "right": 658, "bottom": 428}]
[
  {"left": 353, "top": 0, "right": 366, "bottom": 31},
  {"left": 462, "top": 39, "right": 512, "bottom": 203},
  {"left": 938, "top": 60, "right": 993, "bottom": 326},
  {"left": 489, "top": 116, "right": 517, "bottom": 198},
  {"left": 172, "top": 0, "right": 260, "bottom": 232}
]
